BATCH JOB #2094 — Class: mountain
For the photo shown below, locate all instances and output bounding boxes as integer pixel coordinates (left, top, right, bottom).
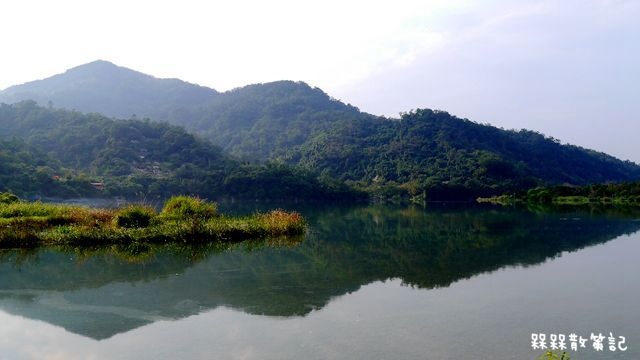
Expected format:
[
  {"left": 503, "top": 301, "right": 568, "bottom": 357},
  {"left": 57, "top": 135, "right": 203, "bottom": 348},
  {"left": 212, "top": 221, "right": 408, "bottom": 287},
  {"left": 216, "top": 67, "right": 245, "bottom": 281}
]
[
  {"left": 1, "top": 63, "right": 371, "bottom": 161},
  {"left": 0, "top": 102, "right": 362, "bottom": 201},
  {"left": 0, "top": 60, "right": 218, "bottom": 120},
  {"left": 294, "top": 109, "right": 640, "bottom": 200},
  {"left": 2, "top": 61, "right": 640, "bottom": 200},
  {"left": 177, "top": 80, "right": 376, "bottom": 161}
]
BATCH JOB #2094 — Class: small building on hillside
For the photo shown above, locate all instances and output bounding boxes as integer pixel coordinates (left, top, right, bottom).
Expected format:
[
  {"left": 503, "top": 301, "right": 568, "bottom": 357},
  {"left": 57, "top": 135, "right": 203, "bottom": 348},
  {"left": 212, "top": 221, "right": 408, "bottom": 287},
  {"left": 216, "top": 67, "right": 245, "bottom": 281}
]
[{"left": 90, "top": 182, "right": 105, "bottom": 191}]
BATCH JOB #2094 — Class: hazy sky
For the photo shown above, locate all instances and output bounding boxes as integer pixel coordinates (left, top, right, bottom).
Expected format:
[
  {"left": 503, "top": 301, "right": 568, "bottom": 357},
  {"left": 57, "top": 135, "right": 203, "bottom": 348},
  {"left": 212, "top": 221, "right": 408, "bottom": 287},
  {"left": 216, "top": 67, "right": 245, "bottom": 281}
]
[{"left": 1, "top": 0, "right": 638, "bottom": 161}]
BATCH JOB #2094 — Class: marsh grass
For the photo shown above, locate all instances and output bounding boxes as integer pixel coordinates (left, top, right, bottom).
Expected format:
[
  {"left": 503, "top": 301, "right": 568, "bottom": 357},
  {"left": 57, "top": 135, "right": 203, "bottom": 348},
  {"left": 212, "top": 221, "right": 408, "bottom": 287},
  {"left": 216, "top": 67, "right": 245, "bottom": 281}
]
[
  {"left": 0, "top": 196, "right": 306, "bottom": 248},
  {"left": 114, "top": 205, "right": 156, "bottom": 228},
  {"left": 160, "top": 196, "right": 218, "bottom": 220}
]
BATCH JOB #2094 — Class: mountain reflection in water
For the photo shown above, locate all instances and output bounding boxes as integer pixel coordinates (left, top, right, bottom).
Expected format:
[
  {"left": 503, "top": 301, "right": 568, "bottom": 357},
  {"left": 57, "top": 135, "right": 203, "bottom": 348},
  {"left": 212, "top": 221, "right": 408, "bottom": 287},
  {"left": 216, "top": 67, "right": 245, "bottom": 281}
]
[{"left": 0, "top": 204, "right": 638, "bottom": 340}]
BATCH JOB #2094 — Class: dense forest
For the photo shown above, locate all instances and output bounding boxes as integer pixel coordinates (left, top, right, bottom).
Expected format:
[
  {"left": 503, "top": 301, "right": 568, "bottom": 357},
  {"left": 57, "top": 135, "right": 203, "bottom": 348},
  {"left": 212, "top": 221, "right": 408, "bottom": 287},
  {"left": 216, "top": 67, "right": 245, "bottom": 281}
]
[
  {"left": 2, "top": 60, "right": 640, "bottom": 201},
  {"left": 293, "top": 108, "right": 640, "bottom": 200},
  {"left": 0, "top": 102, "right": 362, "bottom": 201},
  {"left": 175, "top": 81, "right": 377, "bottom": 161},
  {"left": 0, "top": 138, "right": 98, "bottom": 197}
]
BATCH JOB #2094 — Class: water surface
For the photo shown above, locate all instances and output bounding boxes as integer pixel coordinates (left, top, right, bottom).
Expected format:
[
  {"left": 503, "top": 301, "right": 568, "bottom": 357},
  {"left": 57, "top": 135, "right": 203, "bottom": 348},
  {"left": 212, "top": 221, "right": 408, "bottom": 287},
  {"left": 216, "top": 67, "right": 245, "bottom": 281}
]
[{"left": 0, "top": 204, "right": 638, "bottom": 359}]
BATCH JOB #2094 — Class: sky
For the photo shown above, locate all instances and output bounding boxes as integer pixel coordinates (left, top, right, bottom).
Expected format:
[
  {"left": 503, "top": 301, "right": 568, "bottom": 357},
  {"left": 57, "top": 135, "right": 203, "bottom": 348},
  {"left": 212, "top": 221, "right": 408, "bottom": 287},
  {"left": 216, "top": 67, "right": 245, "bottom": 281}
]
[{"left": 1, "top": 0, "right": 639, "bottom": 161}]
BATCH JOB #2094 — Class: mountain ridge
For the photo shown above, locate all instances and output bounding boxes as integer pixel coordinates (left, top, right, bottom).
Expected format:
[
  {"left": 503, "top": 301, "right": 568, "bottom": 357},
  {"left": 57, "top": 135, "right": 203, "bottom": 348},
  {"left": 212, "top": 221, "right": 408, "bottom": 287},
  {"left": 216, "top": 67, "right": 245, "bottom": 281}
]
[
  {"left": 1, "top": 60, "right": 639, "bottom": 201},
  {"left": 0, "top": 60, "right": 219, "bottom": 120}
]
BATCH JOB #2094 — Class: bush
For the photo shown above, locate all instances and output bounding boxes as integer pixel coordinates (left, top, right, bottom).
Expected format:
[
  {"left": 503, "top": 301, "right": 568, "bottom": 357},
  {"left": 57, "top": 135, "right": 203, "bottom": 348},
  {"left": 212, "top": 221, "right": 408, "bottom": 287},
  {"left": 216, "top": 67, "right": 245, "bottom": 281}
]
[
  {"left": 161, "top": 196, "right": 218, "bottom": 220},
  {"left": 114, "top": 205, "right": 156, "bottom": 228},
  {"left": 0, "top": 192, "right": 20, "bottom": 204},
  {"left": 259, "top": 209, "right": 306, "bottom": 235}
]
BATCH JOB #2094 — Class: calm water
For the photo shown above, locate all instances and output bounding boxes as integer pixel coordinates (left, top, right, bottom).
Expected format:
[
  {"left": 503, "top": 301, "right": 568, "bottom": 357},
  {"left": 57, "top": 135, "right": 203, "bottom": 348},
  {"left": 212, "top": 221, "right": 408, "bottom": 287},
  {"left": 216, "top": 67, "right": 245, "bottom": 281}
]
[{"left": 0, "top": 204, "right": 638, "bottom": 359}]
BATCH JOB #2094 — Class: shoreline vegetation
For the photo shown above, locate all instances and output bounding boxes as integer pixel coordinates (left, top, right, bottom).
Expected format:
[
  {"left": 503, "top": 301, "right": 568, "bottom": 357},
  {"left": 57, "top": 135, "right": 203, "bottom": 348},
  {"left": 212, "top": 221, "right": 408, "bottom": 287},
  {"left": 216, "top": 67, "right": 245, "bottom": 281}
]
[
  {"left": 477, "top": 182, "right": 640, "bottom": 207},
  {"left": 0, "top": 193, "right": 306, "bottom": 248}
]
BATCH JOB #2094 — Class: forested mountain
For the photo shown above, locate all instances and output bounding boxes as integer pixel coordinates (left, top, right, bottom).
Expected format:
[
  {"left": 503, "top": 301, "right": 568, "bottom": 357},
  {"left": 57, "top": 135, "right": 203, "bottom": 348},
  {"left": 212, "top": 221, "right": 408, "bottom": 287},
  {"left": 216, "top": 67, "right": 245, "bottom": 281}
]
[
  {"left": 0, "top": 62, "right": 372, "bottom": 161},
  {"left": 2, "top": 61, "right": 640, "bottom": 200},
  {"left": 294, "top": 109, "right": 640, "bottom": 199},
  {"left": 0, "top": 102, "right": 360, "bottom": 200},
  {"left": 179, "top": 81, "right": 376, "bottom": 161},
  {"left": 0, "top": 60, "right": 217, "bottom": 121},
  {"left": 0, "top": 138, "right": 97, "bottom": 198}
]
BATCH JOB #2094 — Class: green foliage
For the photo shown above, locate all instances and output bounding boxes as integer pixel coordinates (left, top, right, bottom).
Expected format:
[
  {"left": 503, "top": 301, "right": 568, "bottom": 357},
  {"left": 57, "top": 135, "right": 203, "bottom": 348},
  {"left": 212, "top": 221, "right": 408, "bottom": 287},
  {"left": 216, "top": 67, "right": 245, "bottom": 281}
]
[
  {"left": 0, "top": 102, "right": 362, "bottom": 201},
  {"left": 2, "top": 74, "right": 640, "bottom": 202},
  {"left": 113, "top": 205, "right": 156, "bottom": 228},
  {"left": 0, "top": 196, "right": 306, "bottom": 248},
  {"left": 0, "top": 192, "right": 19, "bottom": 204},
  {"left": 294, "top": 109, "right": 640, "bottom": 200},
  {"left": 490, "top": 182, "right": 640, "bottom": 207},
  {"left": 0, "top": 138, "right": 98, "bottom": 198},
  {"left": 185, "top": 81, "right": 371, "bottom": 161},
  {"left": 222, "top": 162, "right": 367, "bottom": 201},
  {"left": 180, "top": 95, "right": 640, "bottom": 201},
  {"left": 161, "top": 196, "right": 218, "bottom": 220},
  {"left": 257, "top": 209, "right": 306, "bottom": 236},
  {"left": 0, "top": 201, "right": 69, "bottom": 218}
]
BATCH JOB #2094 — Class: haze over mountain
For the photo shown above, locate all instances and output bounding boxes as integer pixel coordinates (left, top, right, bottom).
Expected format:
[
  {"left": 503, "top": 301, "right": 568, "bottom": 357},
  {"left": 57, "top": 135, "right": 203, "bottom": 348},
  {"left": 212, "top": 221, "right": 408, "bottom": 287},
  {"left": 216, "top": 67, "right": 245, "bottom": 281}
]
[
  {"left": 1, "top": 61, "right": 639, "bottom": 200},
  {"left": 0, "top": 60, "right": 217, "bottom": 121}
]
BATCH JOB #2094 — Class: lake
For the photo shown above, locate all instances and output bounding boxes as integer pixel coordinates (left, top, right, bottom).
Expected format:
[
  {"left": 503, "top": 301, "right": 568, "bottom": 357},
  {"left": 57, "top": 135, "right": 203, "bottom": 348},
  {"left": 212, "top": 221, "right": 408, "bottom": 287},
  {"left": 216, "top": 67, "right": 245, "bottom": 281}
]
[{"left": 0, "top": 203, "right": 638, "bottom": 359}]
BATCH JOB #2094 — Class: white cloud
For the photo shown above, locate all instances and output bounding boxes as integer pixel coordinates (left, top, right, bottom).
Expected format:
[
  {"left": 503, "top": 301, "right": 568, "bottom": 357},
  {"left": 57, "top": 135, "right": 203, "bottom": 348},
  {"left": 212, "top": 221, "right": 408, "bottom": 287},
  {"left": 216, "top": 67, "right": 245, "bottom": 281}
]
[
  {"left": 0, "top": 0, "right": 463, "bottom": 91},
  {"left": 335, "top": 0, "right": 640, "bottom": 161}
]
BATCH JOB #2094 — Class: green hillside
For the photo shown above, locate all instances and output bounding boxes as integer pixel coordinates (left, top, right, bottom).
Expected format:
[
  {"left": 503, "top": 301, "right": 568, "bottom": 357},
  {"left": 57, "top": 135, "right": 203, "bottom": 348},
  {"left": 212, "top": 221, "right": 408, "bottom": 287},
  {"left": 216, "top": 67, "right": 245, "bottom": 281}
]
[
  {"left": 179, "top": 81, "right": 375, "bottom": 161},
  {"left": 0, "top": 138, "right": 98, "bottom": 198},
  {"left": 0, "top": 102, "right": 361, "bottom": 201},
  {"left": 293, "top": 109, "right": 640, "bottom": 200},
  {"left": 2, "top": 61, "right": 640, "bottom": 201}
]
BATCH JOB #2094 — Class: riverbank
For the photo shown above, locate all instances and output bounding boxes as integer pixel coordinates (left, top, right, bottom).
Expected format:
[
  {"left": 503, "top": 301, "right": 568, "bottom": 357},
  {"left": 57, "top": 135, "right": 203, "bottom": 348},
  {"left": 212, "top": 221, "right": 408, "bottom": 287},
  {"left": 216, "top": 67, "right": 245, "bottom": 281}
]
[
  {"left": 0, "top": 194, "right": 306, "bottom": 248},
  {"left": 477, "top": 182, "right": 640, "bottom": 208}
]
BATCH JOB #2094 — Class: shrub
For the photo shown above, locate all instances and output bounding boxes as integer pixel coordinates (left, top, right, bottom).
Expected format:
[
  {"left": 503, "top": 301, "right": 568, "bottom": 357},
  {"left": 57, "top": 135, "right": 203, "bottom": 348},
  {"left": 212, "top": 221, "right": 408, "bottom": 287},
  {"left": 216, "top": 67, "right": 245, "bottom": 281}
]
[
  {"left": 0, "top": 192, "right": 20, "bottom": 204},
  {"left": 161, "top": 196, "right": 218, "bottom": 220},
  {"left": 114, "top": 205, "right": 156, "bottom": 228},
  {"left": 259, "top": 209, "right": 305, "bottom": 235}
]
